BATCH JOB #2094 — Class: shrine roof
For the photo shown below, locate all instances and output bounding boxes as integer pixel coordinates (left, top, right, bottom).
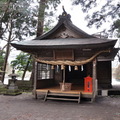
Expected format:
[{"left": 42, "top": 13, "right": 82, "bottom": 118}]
[
  {"left": 11, "top": 38, "right": 117, "bottom": 50},
  {"left": 11, "top": 8, "right": 117, "bottom": 51},
  {"left": 34, "top": 16, "right": 94, "bottom": 40}
]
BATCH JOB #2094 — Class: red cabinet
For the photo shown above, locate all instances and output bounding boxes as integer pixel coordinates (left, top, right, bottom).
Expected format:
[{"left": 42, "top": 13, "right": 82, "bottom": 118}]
[{"left": 84, "top": 76, "right": 93, "bottom": 92}]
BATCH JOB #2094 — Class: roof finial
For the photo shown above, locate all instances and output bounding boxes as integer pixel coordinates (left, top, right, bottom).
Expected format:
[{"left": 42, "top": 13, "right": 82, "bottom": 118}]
[
  {"left": 62, "top": 6, "right": 67, "bottom": 17},
  {"left": 58, "top": 6, "right": 71, "bottom": 21},
  {"left": 62, "top": 6, "right": 66, "bottom": 13}
]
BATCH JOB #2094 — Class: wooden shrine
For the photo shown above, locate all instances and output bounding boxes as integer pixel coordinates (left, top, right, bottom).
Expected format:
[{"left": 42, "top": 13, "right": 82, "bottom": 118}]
[{"left": 11, "top": 8, "right": 118, "bottom": 103}]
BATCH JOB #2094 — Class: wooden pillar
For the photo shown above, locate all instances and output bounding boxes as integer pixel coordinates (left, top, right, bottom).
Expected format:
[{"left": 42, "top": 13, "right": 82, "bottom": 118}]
[
  {"left": 61, "top": 67, "right": 66, "bottom": 91},
  {"left": 63, "top": 68, "right": 65, "bottom": 84},
  {"left": 91, "top": 59, "right": 97, "bottom": 102},
  {"left": 33, "top": 61, "right": 37, "bottom": 99}
]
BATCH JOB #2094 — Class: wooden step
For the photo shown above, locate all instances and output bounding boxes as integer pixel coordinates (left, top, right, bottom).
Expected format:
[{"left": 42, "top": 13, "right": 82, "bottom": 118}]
[
  {"left": 44, "top": 90, "right": 49, "bottom": 101},
  {"left": 44, "top": 91, "right": 81, "bottom": 103},
  {"left": 78, "top": 92, "right": 81, "bottom": 104},
  {"left": 48, "top": 93, "right": 79, "bottom": 97},
  {"left": 47, "top": 97, "right": 79, "bottom": 101}
]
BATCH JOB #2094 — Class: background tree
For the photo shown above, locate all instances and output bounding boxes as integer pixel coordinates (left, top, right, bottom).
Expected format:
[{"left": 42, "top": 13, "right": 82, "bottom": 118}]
[
  {"left": 0, "top": 0, "right": 10, "bottom": 38},
  {"left": 0, "top": 0, "right": 37, "bottom": 82},
  {"left": 11, "top": 52, "right": 32, "bottom": 81},
  {"left": 112, "top": 19, "right": 120, "bottom": 38},
  {"left": 0, "top": 51, "right": 5, "bottom": 69},
  {"left": 72, "top": 0, "right": 120, "bottom": 29},
  {"left": 112, "top": 19, "right": 120, "bottom": 64},
  {"left": 113, "top": 64, "right": 120, "bottom": 80},
  {"left": 0, "top": 0, "right": 61, "bottom": 82}
]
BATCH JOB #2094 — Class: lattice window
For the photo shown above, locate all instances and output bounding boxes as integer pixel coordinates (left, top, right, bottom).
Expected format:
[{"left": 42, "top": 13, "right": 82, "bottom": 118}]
[{"left": 37, "top": 63, "right": 53, "bottom": 80}]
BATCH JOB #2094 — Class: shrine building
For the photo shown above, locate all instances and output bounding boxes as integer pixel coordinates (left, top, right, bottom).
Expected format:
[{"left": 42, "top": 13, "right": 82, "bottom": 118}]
[{"left": 11, "top": 9, "right": 118, "bottom": 103}]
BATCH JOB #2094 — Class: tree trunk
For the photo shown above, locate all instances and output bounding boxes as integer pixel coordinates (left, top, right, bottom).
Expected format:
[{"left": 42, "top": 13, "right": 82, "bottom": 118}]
[
  {"left": 30, "top": 0, "right": 46, "bottom": 84},
  {"left": 1, "top": 21, "right": 13, "bottom": 83},
  {"left": 30, "top": 58, "right": 35, "bottom": 85},
  {"left": 37, "top": 0, "right": 46, "bottom": 36},
  {"left": 22, "top": 55, "right": 32, "bottom": 81}
]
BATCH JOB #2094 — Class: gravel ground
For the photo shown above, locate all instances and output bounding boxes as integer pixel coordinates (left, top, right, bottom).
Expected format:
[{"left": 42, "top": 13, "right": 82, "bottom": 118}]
[{"left": 0, "top": 93, "right": 120, "bottom": 120}]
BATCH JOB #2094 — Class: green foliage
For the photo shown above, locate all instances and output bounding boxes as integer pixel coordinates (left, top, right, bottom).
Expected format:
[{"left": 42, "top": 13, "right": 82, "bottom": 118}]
[
  {"left": 47, "top": 0, "right": 61, "bottom": 10},
  {"left": 112, "top": 19, "right": 120, "bottom": 37},
  {"left": 16, "top": 71, "right": 23, "bottom": 77},
  {"left": 0, "top": 0, "right": 37, "bottom": 40},
  {"left": 0, "top": 55, "right": 4, "bottom": 69},
  {"left": 72, "top": 0, "right": 120, "bottom": 30},
  {"left": 11, "top": 52, "right": 32, "bottom": 72},
  {"left": 0, "top": 51, "right": 5, "bottom": 69},
  {"left": 72, "top": 0, "right": 97, "bottom": 12},
  {"left": 114, "top": 65, "right": 120, "bottom": 81},
  {"left": 0, "top": 0, "right": 8, "bottom": 13},
  {"left": 0, "top": 0, "right": 61, "bottom": 40}
]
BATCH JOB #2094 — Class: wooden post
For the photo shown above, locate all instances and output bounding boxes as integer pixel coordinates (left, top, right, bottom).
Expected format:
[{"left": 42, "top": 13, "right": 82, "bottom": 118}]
[
  {"left": 61, "top": 68, "right": 65, "bottom": 91},
  {"left": 34, "top": 62, "right": 37, "bottom": 99},
  {"left": 91, "top": 59, "right": 97, "bottom": 102},
  {"left": 63, "top": 68, "right": 65, "bottom": 84}
]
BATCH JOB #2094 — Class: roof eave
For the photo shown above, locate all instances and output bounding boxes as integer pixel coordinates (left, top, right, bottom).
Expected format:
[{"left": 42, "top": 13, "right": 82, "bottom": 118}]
[{"left": 11, "top": 41, "right": 116, "bottom": 51}]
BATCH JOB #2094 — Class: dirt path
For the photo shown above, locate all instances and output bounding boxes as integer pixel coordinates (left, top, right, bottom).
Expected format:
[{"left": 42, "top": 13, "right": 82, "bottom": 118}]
[{"left": 0, "top": 93, "right": 120, "bottom": 120}]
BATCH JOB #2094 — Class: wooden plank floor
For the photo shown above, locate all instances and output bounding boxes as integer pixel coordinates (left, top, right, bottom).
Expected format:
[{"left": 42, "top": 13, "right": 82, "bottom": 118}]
[{"left": 36, "top": 85, "right": 92, "bottom": 95}]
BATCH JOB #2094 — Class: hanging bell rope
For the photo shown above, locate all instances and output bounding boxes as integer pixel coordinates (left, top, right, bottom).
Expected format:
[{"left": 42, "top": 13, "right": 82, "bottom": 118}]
[
  {"left": 51, "top": 65, "right": 54, "bottom": 69},
  {"left": 69, "top": 65, "right": 71, "bottom": 72},
  {"left": 35, "top": 49, "right": 110, "bottom": 66},
  {"left": 81, "top": 65, "right": 84, "bottom": 71},
  {"left": 61, "top": 65, "right": 65, "bottom": 70},
  {"left": 74, "top": 66, "right": 78, "bottom": 70}
]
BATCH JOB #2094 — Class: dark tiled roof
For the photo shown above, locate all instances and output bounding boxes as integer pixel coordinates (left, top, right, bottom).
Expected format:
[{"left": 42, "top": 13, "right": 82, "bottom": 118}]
[
  {"left": 34, "top": 18, "right": 94, "bottom": 40},
  {"left": 11, "top": 38, "right": 117, "bottom": 49},
  {"left": 11, "top": 10, "right": 117, "bottom": 51}
]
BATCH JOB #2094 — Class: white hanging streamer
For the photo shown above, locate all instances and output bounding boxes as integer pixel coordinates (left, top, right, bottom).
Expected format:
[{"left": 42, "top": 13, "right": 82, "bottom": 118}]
[
  {"left": 47, "top": 64, "right": 49, "bottom": 70},
  {"left": 57, "top": 65, "right": 59, "bottom": 72},
  {"left": 81, "top": 65, "right": 84, "bottom": 71},
  {"left": 69, "top": 65, "right": 71, "bottom": 72}
]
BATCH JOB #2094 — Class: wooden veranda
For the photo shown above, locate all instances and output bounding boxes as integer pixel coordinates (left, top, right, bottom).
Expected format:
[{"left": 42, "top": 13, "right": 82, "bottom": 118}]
[{"left": 34, "top": 84, "right": 93, "bottom": 103}]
